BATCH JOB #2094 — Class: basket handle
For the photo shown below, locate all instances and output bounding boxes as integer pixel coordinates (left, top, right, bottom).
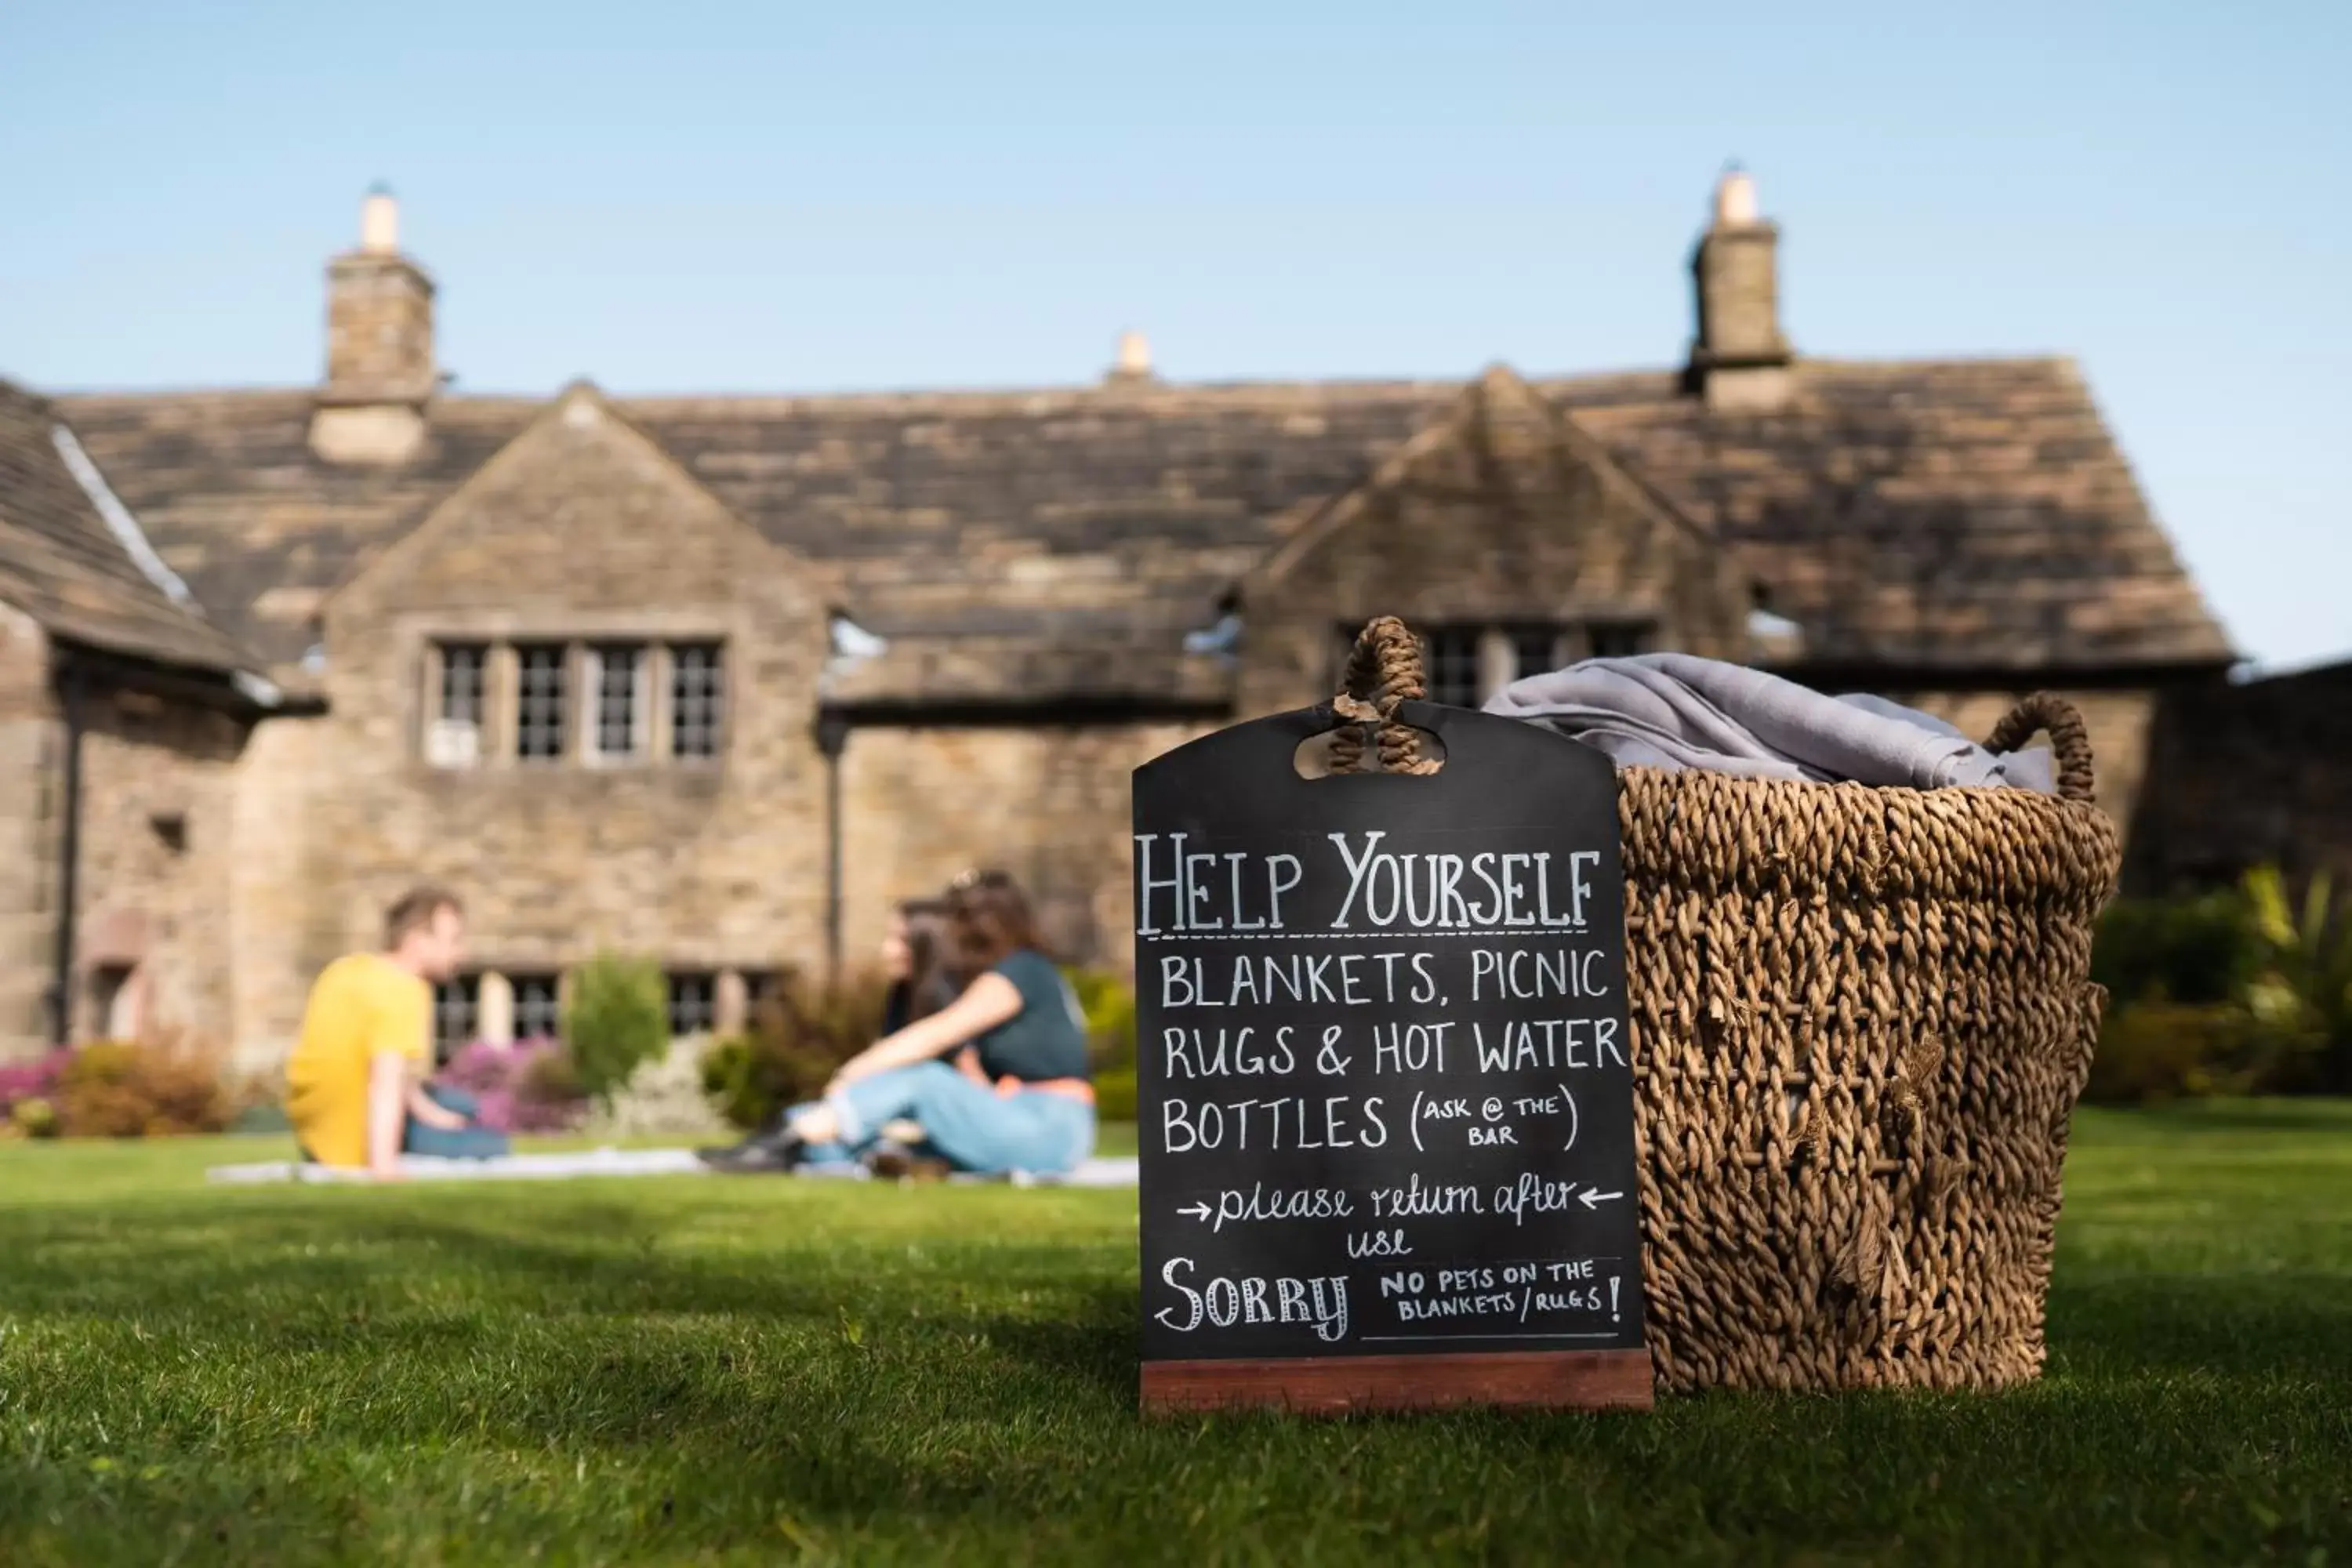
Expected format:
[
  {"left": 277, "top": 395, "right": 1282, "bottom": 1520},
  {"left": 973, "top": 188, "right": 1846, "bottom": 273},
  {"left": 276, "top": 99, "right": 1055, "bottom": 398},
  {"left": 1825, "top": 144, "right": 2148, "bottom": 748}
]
[
  {"left": 1980, "top": 691, "right": 2096, "bottom": 804},
  {"left": 1328, "top": 616, "right": 1440, "bottom": 775}
]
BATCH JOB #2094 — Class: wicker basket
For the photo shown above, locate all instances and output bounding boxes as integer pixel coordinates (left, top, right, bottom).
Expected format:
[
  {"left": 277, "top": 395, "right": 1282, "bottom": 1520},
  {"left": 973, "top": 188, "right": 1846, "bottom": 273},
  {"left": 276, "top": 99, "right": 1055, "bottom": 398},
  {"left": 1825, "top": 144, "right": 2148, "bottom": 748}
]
[{"left": 1333, "top": 618, "right": 2122, "bottom": 1392}]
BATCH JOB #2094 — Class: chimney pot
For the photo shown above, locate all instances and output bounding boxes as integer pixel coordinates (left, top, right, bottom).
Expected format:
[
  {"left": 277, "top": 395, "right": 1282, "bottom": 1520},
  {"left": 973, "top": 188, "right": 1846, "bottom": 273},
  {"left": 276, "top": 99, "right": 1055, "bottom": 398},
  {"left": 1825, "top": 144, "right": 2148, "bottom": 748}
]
[
  {"left": 360, "top": 187, "right": 400, "bottom": 254},
  {"left": 1116, "top": 329, "right": 1152, "bottom": 376},
  {"left": 1715, "top": 169, "right": 1759, "bottom": 228}
]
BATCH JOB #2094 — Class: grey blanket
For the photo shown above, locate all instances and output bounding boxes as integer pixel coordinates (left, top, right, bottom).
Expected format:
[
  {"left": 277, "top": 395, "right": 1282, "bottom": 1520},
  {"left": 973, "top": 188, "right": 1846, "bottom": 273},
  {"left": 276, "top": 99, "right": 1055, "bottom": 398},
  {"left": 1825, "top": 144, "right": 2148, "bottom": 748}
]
[{"left": 1483, "top": 653, "right": 2056, "bottom": 792}]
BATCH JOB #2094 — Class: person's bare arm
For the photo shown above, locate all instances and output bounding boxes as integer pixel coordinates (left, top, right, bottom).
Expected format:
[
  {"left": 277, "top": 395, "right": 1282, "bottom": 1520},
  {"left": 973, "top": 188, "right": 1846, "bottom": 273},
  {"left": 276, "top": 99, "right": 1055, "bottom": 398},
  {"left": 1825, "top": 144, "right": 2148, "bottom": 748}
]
[
  {"left": 826, "top": 973, "right": 1024, "bottom": 1091},
  {"left": 405, "top": 1080, "right": 467, "bottom": 1131},
  {"left": 366, "top": 1052, "right": 408, "bottom": 1179}
]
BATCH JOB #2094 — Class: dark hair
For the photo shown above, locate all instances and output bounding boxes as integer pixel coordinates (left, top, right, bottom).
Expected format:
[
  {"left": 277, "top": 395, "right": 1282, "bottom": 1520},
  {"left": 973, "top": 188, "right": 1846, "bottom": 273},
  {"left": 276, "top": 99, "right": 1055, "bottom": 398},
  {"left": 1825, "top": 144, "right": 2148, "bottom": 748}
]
[
  {"left": 897, "top": 898, "right": 956, "bottom": 1021},
  {"left": 945, "top": 869, "right": 1046, "bottom": 972},
  {"left": 383, "top": 886, "right": 463, "bottom": 949}
]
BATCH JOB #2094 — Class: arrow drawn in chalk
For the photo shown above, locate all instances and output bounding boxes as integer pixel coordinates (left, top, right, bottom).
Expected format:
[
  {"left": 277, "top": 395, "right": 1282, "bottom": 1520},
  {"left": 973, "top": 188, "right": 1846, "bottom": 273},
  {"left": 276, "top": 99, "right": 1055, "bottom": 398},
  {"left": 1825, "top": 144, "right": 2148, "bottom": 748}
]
[
  {"left": 1556, "top": 1084, "right": 1579, "bottom": 1152},
  {"left": 1177, "top": 1202, "right": 1212, "bottom": 1222},
  {"left": 1578, "top": 1189, "right": 1624, "bottom": 1210}
]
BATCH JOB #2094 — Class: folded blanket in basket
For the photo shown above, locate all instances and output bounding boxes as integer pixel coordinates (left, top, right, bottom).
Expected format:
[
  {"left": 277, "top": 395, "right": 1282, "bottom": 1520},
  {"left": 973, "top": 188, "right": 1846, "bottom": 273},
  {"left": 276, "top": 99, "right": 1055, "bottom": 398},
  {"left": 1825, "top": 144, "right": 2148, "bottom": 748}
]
[{"left": 1483, "top": 653, "right": 2056, "bottom": 791}]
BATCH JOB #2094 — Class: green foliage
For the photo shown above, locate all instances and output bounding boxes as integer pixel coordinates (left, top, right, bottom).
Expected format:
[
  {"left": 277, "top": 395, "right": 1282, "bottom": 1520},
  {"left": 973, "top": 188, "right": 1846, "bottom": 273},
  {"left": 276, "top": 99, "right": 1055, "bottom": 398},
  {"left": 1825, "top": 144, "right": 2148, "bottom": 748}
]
[
  {"left": 2242, "top": 868, "right": 2352, "bottom": 1091},
  {"left": 2085, "top": 868, "right": 2352, "bottom": 1104},
  {"left": 1064, "top": 967, "right": 1137, "bottom": 1071},
  {"left": 699, "top": 968, "right": 895, "bottom": 1131},
  {"left": 697, "top": 1034, "right": 768, "bottom": 1131},
  {"left": 2092, "top": 887, "right": 2264, "bottom": 1008},
  {"left": 1092, "top": 1064, "right": 1137, "bottom": 1123},
  {"left": 2085, "top": 1002, "right": 2314, "bottom": 1105},
  {"left": 561, "top": 953, "right": 670, "bottom": 1106}
]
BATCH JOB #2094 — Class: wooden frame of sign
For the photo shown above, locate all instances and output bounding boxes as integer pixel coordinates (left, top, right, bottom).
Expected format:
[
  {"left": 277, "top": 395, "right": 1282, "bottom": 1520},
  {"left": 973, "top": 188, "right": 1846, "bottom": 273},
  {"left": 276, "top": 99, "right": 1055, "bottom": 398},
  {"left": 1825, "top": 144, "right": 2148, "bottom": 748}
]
[{"left": 1132, "top": 699, "right": 1654, "bottom": 1416}]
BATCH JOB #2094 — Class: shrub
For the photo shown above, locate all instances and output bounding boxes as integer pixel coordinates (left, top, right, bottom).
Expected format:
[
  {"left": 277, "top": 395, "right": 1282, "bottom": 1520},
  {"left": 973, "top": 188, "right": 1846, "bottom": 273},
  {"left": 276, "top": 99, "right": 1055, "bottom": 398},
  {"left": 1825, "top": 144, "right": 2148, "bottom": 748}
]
[
  {"left": 2084, "top": 1002, "right": 2314, "bottom": 1105},
  {"left": 55, "top": 1033, "right": 234, "bottom": 1138},
  {"left": 2243, "top": 868, "right": 2352, "bottom": 1092},
  {"left": 702, "top": 968, "right": 894, "bottom": 1131},
  {"left": 0, "top": 1051, "right": 70, "bottom": 1138},
  {"left": 435, "top": 1037, "right": 589, "bottom": 1134},
  {"left": 563, "top": 954, "right": 670, "bottom": 1106},
  {"left": 1094, "top": 1065, "right": 1138, "bottom": 1123},
  {"left": 1065, "top": 967, "right": 1138, "bottom": 1072},
  {"left": 587, "top": 1040, "right": 731, "bottom": 1139},
  {"left": 2092, "top": 888, "right": 2265, "bottom": 1009}
]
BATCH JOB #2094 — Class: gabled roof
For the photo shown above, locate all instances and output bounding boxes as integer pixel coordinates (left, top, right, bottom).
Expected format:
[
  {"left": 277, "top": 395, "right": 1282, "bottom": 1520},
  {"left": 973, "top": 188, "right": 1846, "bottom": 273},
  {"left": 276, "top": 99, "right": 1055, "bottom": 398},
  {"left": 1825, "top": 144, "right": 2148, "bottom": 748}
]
[
  {"left": 1558, "top": 357, "right": 2232, "bottom": 672},
  {"left": 0, "top": 379, "right": 267, "bottom": 679},
  {"left": 53, "top": 355, "right": 2232, "bottom": 690}
]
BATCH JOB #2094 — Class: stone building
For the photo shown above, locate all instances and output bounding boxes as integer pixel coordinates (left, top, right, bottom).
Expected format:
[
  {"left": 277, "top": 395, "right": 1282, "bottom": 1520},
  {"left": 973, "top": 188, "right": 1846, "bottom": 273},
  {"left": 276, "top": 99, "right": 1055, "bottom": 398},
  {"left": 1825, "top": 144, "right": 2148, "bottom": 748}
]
[
  {"left": 0, "top": 379, "right": 294, "bottom": 1054},
  {"left": 2122, "top": 659, "right": 2352, "bottom": 896},
  {"left": 6, "top": 173, "right": 2232, "bottom": 1067}
]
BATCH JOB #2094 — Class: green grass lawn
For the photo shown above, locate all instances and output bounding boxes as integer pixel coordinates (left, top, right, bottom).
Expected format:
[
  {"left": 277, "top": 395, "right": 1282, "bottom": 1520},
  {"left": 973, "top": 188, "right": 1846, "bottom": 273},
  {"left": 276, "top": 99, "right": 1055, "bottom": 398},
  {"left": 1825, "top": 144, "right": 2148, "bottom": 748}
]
[{"left": 1, "top": 1105, "right": 2347, "bottom": 1566}]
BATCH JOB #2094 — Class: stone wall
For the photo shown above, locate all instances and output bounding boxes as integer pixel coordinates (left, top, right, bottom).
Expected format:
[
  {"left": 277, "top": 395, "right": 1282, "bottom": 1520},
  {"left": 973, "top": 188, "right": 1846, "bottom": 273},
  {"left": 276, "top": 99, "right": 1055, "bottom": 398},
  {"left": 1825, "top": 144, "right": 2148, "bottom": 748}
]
[
  {"left": 0, "top": 607, "right": 57, "bottom": 1060},
  {"left": 0, "top": 603, "right": 260, "bottom": 1064},
  {"left": 307, "top": 388, "right": 834, "bottom": 1037},
  {"left": 837, "top": 720, "right": 1212, "bottom": 978},
  {"left": 1893, "top": 688, "right": 2156, "bottom": 840},
  {"left": 2122, "top": 662, "right": 2352, "bottom": 895},
  {"left": 71, "top": 686, "right": 250, "bottom": 1048},
  {"left": 224, "top": 714, "right": 332, "bottom": 1069}
]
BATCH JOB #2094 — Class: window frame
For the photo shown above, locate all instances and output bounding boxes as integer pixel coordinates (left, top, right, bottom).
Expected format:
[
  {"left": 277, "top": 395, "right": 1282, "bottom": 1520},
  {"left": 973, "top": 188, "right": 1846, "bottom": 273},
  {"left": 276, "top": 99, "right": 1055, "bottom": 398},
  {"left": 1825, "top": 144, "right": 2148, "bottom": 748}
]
[
  {"left": 586, "top": 641, "right": 652, "bottom": 764},
  {"left": 512, "top": 641, "right": 572, "bottom": 764},
  {"left": 666, "top": 971, "right": 719, "bottom": 1039},
  {"left": 509, "top": 973, "right": 564, "bottom": 1044},
  {"left": 1422, "top": 627, "right": 1486, "bottom": 709},
  {"left": 669, "top": 641, "right": 727, "bottom": 763},
  {"left": 432, "top": 975, "right": 482, "bottom": 1063},
  {"left": 1508, "top": 626, "right": 1563, "bottom": 683},
  {"left": 1585, "top": 621, "right": 1655, "bottom": 660}
]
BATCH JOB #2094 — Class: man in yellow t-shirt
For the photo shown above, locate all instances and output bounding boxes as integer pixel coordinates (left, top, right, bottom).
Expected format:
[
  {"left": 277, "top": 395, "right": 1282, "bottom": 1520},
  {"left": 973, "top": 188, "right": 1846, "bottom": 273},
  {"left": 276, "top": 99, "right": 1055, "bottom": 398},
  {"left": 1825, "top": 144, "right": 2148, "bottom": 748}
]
[{"left": 285, "top": 887, "right": 501, "bottom": 1177}]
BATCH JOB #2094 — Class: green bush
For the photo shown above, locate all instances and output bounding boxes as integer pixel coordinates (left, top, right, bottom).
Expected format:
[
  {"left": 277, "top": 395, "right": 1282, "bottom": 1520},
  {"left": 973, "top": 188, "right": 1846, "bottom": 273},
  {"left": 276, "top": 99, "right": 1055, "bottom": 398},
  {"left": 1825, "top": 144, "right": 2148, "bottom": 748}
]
[
  {"left": 2085, "top": 1002, "right": 2313, "bottom": 1105},
  {"left": 1065, "top": 967, "right": 1137, "bottom": 1072},
  {"left": 2092, "top": 888, "right": 2265, "bottom": 1009},
  {"left": 2244, "top": 868, "right": 2352, "bottom": 1092},
  {"left": 2081, "top": 866, "right": 2352, "bottom": 1105},
  {"left": 1093, "top": 1065, "right": 1138, "bottom": 1123},
  {"left": 700, "top": 968, "right": 895, "bottom": 1131},
  {"left": 563, "top": 953, "right": 670, "bottom": 1106}
]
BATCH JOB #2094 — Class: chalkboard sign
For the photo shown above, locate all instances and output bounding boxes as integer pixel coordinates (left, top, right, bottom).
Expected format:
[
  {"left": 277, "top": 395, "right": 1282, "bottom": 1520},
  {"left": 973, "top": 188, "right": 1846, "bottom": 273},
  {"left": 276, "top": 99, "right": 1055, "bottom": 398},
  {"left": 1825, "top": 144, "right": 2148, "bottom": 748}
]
[{"left": 1132, "top": 699, "right": 1653, "bottom": 1414}]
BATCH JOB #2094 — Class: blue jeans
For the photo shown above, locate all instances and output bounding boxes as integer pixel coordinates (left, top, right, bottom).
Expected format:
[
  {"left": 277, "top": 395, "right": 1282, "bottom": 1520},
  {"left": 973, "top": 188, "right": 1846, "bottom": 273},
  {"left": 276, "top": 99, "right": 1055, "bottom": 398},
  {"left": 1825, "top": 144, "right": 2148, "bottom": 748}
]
[
  {"left": 402, "top": 1085, "right": 510, "bottom": 1160},
  {"left": 798, "top": 1061, "right": 1094, "bottom": 1175}
]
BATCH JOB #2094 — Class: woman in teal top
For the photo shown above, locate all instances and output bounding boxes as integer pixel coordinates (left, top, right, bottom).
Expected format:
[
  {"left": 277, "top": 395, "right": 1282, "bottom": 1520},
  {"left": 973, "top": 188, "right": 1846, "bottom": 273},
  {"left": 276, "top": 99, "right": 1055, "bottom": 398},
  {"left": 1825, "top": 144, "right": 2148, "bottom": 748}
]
[{"left": 723, "top": 869, "right": 1097, "bottom": 1176}]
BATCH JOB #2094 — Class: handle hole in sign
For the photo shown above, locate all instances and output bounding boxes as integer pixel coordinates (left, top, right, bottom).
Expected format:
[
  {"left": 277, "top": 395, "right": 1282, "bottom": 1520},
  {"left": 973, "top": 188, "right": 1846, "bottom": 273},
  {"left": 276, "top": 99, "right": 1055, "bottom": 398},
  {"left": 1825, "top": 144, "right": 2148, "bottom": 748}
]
[{"left": 1291, "top": 724, "right": 1448, "bottom": 779}]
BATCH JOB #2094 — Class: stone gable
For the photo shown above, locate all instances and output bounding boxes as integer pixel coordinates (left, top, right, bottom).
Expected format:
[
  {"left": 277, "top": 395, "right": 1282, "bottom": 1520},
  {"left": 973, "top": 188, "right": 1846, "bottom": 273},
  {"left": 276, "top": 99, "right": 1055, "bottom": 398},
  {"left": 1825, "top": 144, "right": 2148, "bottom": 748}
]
[
  {"left": 1239, "top": 368, "right": 1755, "bottom": 717},
  {"left": 269, "top": 383, "right": 836, "bottom": 1034}
]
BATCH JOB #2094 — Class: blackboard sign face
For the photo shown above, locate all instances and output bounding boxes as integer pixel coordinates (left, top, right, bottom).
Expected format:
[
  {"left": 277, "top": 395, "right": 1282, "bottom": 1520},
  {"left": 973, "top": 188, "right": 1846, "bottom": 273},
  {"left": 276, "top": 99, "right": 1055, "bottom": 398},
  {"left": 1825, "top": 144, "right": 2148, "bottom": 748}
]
[{"left": 1133, "top": 702, "right": 1649, "bottom": 1400}]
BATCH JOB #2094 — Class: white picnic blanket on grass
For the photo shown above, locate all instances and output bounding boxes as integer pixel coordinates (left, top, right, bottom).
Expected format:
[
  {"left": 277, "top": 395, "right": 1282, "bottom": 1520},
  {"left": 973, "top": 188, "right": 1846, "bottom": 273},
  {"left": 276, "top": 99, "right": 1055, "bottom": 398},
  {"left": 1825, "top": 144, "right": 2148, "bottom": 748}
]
[{"left": 205, "top": 1147, "right": 1140, "bottom": 1188}]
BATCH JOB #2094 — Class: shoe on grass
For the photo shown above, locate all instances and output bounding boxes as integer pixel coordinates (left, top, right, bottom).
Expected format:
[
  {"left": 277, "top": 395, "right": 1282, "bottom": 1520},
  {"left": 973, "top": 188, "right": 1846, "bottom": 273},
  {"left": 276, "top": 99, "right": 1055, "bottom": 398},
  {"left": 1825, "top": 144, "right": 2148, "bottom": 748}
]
[
  {"left": 701, "top": 1131, "right": 808, "bottom": 1174},
  {"left": 868, "top": 1143, "right": 953, "bottom": 1183}
]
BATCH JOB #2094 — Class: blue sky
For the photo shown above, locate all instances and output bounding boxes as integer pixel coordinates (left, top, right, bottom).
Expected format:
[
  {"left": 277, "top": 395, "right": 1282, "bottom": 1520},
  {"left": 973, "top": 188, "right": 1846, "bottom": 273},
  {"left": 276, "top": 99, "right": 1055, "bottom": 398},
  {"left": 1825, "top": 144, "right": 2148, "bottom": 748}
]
[{"left": 2, "top": 1, "right": 2345, "bottom": 667}]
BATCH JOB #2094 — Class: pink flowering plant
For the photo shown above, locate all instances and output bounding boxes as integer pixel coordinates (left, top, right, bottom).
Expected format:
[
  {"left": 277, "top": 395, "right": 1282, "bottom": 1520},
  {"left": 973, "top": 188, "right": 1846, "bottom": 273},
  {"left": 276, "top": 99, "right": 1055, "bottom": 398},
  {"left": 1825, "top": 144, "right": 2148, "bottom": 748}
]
[
  {"left": 0, "top": 1049, "right": 71, "bottom": 1137},
  {"left": 434, "top": 1038, "right": 588, "bottom": 1134}
]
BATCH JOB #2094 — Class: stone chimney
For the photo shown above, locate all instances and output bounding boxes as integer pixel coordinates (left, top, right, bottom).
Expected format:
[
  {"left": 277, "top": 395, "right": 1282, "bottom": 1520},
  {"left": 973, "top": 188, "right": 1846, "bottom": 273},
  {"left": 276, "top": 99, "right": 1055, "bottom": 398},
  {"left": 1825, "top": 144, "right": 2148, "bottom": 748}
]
[
  {"left": 310, "top": 185, "right": 436, "bottom": 463},
  {"left": 1686, "top": 167, "right": 1793, "bottom": 412},
  {"left": 1105, "top": 328, "right": 1156, "bottom": 386}
]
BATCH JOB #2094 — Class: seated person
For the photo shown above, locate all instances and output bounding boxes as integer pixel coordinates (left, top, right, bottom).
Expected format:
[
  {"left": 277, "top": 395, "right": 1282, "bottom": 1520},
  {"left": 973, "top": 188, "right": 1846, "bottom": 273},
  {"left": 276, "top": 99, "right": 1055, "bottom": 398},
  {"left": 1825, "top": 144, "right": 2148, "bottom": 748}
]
[
  {"left": 285, "top": 887, "right": 509, "bottom": 1177},
  {"left": 699, "top": 898, "right": 954, "bottom": 1169},
  {"left": 713, "top": 870, "right": 1094, "bottom": 1177}
]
